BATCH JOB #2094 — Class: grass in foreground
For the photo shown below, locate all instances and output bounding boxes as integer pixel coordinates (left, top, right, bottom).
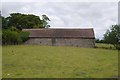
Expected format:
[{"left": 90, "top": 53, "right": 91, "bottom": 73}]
[{"left": 2, "top": 45, "right": 118, "bottom": 78}]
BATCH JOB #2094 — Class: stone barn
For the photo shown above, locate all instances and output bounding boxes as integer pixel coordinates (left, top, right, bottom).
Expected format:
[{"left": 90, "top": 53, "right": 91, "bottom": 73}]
[{"left": 23, "top": 28, "right": 95, "bottom": 48}]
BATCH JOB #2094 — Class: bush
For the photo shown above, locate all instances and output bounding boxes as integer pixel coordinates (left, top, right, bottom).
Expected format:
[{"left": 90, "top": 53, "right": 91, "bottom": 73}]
[
  {"left": 19, "top": 31, "right": 30, "bottom": 42},
  {"left": 2, "top": 29, "right": 19, "bottom": 45},
  {"left": 2, "top": 27, "right": 30, "bottom": 45}
]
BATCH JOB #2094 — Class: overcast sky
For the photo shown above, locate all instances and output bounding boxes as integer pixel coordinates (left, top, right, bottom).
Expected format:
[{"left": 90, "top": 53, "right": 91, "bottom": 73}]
[{"left": 1, "top": 0, "right": 118, "bottom": 39}]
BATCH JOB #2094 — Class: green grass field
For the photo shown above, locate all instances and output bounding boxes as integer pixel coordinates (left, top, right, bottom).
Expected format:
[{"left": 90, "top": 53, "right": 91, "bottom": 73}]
[
  {"left": 2, "top": 45, "right": 118, "bottom": 78},
  {"left": 0, "top": 30, "right": 1, "bottom": 78},
  {"left": 95, "top": 43, "right": 115, "bottom": 50}
]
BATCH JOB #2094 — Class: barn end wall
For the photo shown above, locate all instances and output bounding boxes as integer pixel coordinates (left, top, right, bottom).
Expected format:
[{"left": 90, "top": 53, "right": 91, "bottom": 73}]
[{"left": 25, "top": 38, "right": 95, "bottom": 48}]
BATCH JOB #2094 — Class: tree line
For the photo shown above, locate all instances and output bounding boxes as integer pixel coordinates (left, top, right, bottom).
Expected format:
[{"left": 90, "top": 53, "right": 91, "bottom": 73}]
[{"left": 1, "top": 13, "right": 50, "bottom": 45}]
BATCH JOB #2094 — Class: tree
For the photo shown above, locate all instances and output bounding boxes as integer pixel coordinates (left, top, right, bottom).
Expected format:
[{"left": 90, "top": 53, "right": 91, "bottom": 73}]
[
  {"left": 2, "top": 13, "right": 51, "bottom": 29},
  {"left": 95, "top": 39, "right": 100, "bottom": 43},
  {"left": 2, "top": 16, "right": 8, "bottom": 29},
  {"left": 5, "top": 13, "right": 44, "bottom": 29},
  {"left": 103, "top": 25, "right": 120, "bottom": 50},
  {"left": 42, "top": 14, "right": 50, "bottom": 28}
]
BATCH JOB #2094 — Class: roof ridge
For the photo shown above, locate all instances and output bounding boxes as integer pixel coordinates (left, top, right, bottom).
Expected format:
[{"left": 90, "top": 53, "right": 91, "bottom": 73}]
[{"left": 23, "top": 28, "right": 94, "bottom": 30}]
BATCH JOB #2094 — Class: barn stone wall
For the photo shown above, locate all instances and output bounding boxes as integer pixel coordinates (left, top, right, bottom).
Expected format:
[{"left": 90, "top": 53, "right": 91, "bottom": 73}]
[
  {"left": 55, "top": 38, "right": 95, "bottom": 48},
  {"left": 25, "top": 38, "right": 95, "bottom": 48},
  {"left": 25, "top": 38, "right": 52, "bottom": 45}
]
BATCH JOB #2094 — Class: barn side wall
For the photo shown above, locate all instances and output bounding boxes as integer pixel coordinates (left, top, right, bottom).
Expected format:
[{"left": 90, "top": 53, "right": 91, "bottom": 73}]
[
  {"left": 25, "top": 38, "right": 52, "bottom": 45},
  {"left": 25, "top": 38, "right": 95, "bottom": 48}
]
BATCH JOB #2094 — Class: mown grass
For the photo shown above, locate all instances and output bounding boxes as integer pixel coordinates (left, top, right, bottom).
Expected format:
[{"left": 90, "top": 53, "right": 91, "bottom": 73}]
[{"left": 2, "top": 45, "right": 118, "bottom": 78}]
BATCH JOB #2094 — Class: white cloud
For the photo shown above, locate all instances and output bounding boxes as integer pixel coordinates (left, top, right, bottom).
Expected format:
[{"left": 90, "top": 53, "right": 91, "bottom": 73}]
[
  {"left": 1, "top": 1, "right": 118, "bottom": 39},
  {"left": 1, "top": 0, "right": 120, "bottom": 2}
]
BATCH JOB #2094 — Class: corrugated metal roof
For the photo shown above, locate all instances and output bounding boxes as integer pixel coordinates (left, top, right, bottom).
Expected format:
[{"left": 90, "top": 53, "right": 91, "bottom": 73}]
[{"left": 23, "top": 28, "right": 95, "bottom": 39}]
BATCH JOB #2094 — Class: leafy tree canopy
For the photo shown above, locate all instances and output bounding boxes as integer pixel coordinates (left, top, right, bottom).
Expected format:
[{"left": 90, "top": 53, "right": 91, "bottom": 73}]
[
  {"left": 104, "top": 25, "right": 120, "bottom": 50},
  {"left": 42, "top": 14, "right": 50, "bottom": 28},
  {"left": 2, "top": 13, "right": 50, "bottom": 29}
]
